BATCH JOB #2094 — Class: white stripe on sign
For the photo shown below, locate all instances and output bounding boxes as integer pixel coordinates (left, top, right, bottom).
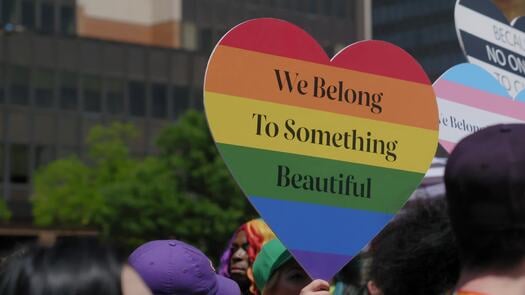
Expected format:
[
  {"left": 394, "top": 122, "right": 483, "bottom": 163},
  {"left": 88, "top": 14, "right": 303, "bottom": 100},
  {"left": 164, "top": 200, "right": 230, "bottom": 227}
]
[
  {"left": 424, "top": 167, "right": 445, "bottom": 178},
  {"left": 437, "top": 98, "right": 523, "bottom": 143},
  {"left": 468, "top": 56, "right": 525, "bottom": 97},
  {"left": 456, "top": 4, "right": 525, "bottom": 56}
]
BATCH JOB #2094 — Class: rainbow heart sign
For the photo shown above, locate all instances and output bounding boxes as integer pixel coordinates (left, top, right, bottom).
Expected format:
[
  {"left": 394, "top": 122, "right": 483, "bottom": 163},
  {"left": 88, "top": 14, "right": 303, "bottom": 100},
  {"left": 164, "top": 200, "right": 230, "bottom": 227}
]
[
  {"left": 455, "top": 0, "right": 525, "bottom": 96},
  {"left": 435, "top": 63, "right": 525, "bottom": 152},
  {"left": 204, "top": 18, "right": 438, "bottom": 280}
]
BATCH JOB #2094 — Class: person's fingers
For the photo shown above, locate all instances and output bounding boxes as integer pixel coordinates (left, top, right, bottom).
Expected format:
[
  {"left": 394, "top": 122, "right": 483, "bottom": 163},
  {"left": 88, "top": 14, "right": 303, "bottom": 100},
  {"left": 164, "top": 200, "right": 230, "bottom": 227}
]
[{"left": 300, "top": 279, "right": 330, "bottom": 294}]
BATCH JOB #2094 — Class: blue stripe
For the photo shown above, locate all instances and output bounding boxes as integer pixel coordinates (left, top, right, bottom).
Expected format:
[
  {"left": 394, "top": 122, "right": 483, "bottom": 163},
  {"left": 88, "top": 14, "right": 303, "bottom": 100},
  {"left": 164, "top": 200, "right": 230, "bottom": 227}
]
[
  {"left": 249, "top": 196, "right": 394, "bottom": 256},
  {"left": 458, "top": 0, "right": 507, "bottom": 24},
  {"left": 441, "top": 63, "right": 509, "bottom": 97}
]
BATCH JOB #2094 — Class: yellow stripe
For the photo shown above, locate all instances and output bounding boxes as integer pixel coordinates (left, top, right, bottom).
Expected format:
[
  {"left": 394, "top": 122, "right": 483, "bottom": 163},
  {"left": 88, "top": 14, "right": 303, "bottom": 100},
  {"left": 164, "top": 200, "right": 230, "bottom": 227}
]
[{"left": 206, "top": 92, "right": 437, "bottom": 174}]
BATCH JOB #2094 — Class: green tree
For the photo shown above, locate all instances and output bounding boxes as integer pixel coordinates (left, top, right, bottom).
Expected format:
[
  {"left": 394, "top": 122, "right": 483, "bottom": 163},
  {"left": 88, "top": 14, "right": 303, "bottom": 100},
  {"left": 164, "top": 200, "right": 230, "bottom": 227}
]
[
  {"left": 157, "top": 110, "right": 249, "bottom": 210},
  {"left": 0, "top": 198, "right": 11, "bottom": 221},
  {"left": 33, "top": 112, "right": 254, "bottom": 260},
  {"left": 33, "top": 157, "right": 99, "bottom": 226},
  {"left": 33, "top": 122, "right": 137, "bottom": 228},
  {"left": 156, "top": 110, "right": 256, "bottom": 257}
]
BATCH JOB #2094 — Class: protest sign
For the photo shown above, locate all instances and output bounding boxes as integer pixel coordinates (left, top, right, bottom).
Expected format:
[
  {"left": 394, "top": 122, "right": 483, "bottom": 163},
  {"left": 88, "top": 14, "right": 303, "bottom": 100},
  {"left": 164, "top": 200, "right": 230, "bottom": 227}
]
[
  {"left": 204, "top": 18, "right": 438, "bottom": 280},
  {"left": 456, "top": 0, "right": 525, "bottom": 96},
  {"left": 435, "top": 63, "right": 525, "bottom": 152}
]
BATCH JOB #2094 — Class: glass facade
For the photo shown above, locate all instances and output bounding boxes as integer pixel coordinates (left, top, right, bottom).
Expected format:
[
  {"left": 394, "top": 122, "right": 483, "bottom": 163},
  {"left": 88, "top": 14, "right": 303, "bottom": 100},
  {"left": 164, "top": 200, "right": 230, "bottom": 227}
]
[
  {"left": 0, "top": 35, "right": 202, "bottom": 212},
  {"left": 373, "top": 0, "right": 465, "bottom": 81},
  {"left": 0, "top": 0, "right": 364, "bottom": 220}
]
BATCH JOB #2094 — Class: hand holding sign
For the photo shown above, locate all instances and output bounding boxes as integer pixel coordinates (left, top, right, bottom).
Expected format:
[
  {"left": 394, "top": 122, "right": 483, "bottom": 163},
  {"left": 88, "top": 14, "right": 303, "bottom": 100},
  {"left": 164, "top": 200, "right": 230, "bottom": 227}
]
[{"left": 204, "top": 18, "right": 438, "bottom": 280}]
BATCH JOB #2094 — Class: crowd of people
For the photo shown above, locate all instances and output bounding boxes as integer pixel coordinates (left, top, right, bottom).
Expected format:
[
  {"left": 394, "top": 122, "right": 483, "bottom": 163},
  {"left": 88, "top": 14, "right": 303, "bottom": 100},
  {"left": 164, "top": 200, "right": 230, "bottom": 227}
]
[{"left": 1, "top": 123, "right": 525, "bottom": 294}]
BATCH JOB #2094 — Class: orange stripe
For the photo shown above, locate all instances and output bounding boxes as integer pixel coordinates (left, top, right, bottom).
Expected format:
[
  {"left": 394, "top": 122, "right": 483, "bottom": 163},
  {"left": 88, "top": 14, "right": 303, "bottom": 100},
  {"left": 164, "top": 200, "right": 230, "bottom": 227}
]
[{"left": 205, "top": 45, "right": 437, "bottom": 130}]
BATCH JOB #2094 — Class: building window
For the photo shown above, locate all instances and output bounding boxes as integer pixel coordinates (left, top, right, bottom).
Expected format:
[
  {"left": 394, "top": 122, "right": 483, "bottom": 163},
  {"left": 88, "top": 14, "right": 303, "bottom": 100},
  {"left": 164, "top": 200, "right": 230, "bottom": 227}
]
[
  {"left": 151, "top": 83, "right": 167, "bottom": 119},
  {"left": 40, "top": 2, "right": 55, "bottom": 34},
  {"left": 58, "top": 146, "right": 79, "bottom": 158},
  {"left": 34, "top": 69, "right": 55, "bottom": 108},
  {"left": 21, "top": 0, "right": 35, "bottom": 30},
  {"left": 193, "top": 87, "right": 203, "bottom": 110},
  {"left": 0, "top": 144, "right": 4, "bottom": 182},
  {"left": 199, "top": 28, "right": 213, "bottom": 53},
  {"left": 1, "top": 0, "right": 16, "bottom": 23},
  {"left": 322, "top": 0, "right": 332, "bottom": 15},
  {"left": 173, "top": 86, "right": 190, "bottom": 118},
  {"left": 60, "top": 72, "right": 78, "bottom": 110},
  {"left": 182, "top": 23, "right": 198, "bottom": 51},
  {"left": 335, "top": 0, "right": 346, "bottom": 18},
  {"left": 82, "top": 75, "right": 102, "bottom": 113},
  {"left": 10, "top": 144, "right": 29, "bottom": 184},
  {"left": 35, "top": 145, "right": 55, "bottom": 169},
  {"left": 280, "top": 0, "right": 291, "bottom": 10},
  {"left": 9, "top": 66, "right": 30, "bottom": 106},
  {"left": 59, "top": 5, "right": 75, "bottom": 35},
  {"left": 0, "top": 64, "right": 5, "bottom": 104},
  {"left": 105, "top": 79, "right": 124, "bottom": 115},
  {"left": 128, "top": 81, "right": 146, "bottom": 117},
  {"left": 308, "top": 0, "right": 317, "bottom": 13}
]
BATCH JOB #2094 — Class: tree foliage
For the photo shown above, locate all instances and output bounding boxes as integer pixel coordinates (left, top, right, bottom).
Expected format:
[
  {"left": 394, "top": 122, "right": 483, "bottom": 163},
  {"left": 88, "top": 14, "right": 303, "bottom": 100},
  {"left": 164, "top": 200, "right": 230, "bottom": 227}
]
[
  {"left": 32, "top": 111, "right": 254, "bottom": 259},
  {"left": 0, "top": 198, "right": 11, "bottom": 221}
]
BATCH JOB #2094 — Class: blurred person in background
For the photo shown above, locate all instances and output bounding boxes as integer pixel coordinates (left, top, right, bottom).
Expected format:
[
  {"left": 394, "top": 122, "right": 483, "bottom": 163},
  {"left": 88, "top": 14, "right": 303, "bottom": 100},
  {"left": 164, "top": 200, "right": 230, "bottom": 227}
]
[
  {"left": 218, "top": 218, "right": 276, "bottom": 294},
  {"left": 364, "top": 197, "right": 460, "bottom": 295},
  {"left": 332, "top": 254, "right": 367, "bottom": 295},
  {"left": 0, "top": 238, "right": 151, "bottom": 295},
  {"left": 253, "top": 238, "right": 330, "bottom": 295},
  {"left": 445, "top": 124, "right": 525, "bottom": 295},
  {"left": 129, "top": 239, "right": 240, "bottom": 295}
]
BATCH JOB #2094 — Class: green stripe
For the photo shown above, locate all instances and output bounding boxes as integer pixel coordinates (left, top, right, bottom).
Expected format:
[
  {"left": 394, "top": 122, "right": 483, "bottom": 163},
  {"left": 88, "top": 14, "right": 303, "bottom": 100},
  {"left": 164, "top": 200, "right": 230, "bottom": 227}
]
[{"left": 218, "top": 143, "right": 424, "bottom": 214}]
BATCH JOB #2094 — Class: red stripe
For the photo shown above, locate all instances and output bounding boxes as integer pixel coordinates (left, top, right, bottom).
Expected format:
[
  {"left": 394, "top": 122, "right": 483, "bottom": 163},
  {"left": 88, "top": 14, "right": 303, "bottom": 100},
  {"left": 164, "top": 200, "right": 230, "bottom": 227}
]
[
  {"left": 218, "top": 18, "right": 430, "bottom": 84},
  {"left": 219, "top": 18, "right": 328, "bottom": 64},
  {"left": 332, "top": 40, "right": 431, "bottom": 84}
]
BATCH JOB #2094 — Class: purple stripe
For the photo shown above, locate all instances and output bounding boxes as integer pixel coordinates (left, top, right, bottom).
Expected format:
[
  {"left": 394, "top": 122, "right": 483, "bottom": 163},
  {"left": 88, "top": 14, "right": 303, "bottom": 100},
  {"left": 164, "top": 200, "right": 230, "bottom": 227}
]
[
  {"left": 290, "top": 249, "right": 353, "bottom": 281},
  {"left": 435, "top": 79, "right": 525, "bottom": 121}
]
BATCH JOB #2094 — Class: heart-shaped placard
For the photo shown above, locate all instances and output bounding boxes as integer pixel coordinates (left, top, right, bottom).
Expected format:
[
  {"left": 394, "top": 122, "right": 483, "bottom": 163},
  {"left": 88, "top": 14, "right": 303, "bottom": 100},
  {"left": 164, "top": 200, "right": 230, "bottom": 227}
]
[
  {"left": 455, "top": 0, "right": 525, "bottom": 96},
  {"left": 204, "top": 18, "right": 438, "bottom": 280},
  {"left": 435, "top": 63, "right": 525, "bottom": 152}
]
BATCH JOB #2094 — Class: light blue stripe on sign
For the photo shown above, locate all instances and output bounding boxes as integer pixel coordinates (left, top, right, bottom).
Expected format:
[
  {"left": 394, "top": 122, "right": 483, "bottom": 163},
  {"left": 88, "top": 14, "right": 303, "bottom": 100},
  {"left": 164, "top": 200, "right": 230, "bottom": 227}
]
[{"left": 442, "top": 63, "right": 509, "bottom": 98}]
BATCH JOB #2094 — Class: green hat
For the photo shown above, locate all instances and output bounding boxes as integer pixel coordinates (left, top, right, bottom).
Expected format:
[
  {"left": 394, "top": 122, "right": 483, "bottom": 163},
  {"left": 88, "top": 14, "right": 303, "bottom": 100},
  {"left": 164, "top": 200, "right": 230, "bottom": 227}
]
[{"left": 253, "top": 239, "right": 293, "bottom": 291}]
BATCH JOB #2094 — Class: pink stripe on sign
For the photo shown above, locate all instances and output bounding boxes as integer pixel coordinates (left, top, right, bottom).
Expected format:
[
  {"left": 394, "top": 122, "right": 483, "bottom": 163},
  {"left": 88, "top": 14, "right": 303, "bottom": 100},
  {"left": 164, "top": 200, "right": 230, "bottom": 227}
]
[
  {"left": 435, "top": 79, "right": 525, "bottom": 121},
  {"left": 439, "top": 140, "right": 456, "bottom": 154}
]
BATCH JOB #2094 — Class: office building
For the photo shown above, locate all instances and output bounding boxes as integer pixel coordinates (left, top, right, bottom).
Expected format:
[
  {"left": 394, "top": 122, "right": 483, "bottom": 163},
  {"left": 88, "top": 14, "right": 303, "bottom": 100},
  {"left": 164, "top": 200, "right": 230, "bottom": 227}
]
[
  {"left": 0, "top": 0, "right": 368, "bottom": 240},
  {"left": 373, "top": 0, "right": 464, "bottom": 81}
]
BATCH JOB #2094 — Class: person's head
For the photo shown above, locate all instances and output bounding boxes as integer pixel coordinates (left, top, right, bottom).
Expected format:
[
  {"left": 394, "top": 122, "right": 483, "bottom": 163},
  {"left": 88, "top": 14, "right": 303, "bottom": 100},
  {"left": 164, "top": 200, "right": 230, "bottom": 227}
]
[
  {"left": 219, "top": 219, "right": 275, "bottom": 294},
  {"left": 0, "top": 238, "right": 150, "bottom": 295},
  {"left": 129, "top": 239, "right": 240, "bottom": 295},
  {"left": 445, "top": 124, "right": 525, "bottom": 272},
  {"left": 253, "top": 239, "right": 311, "bottom": 295},
  {"left": 366, "top": 197, "right": 460, "bottom": 295}
]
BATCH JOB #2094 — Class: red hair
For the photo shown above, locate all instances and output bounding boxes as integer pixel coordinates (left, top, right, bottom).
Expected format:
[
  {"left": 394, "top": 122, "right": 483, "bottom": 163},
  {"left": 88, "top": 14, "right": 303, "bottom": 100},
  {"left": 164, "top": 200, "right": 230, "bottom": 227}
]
[{"left": 219, "top": 219, "right": 275, "bottom": 295}]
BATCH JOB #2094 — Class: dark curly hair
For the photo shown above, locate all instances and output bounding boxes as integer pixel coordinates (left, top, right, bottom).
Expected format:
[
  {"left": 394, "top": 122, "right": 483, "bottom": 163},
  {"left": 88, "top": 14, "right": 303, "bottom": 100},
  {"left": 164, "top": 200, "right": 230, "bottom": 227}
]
[{"left": 367, "top": 197, "right": 460, "bottom": 295}]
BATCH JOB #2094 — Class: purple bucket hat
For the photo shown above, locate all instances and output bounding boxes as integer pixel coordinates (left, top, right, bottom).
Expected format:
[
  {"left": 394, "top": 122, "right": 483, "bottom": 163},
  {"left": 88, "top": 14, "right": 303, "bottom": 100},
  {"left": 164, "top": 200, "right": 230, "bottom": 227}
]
[{"left": 129, "top": 240, "right": 240, "bottom": 295}]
